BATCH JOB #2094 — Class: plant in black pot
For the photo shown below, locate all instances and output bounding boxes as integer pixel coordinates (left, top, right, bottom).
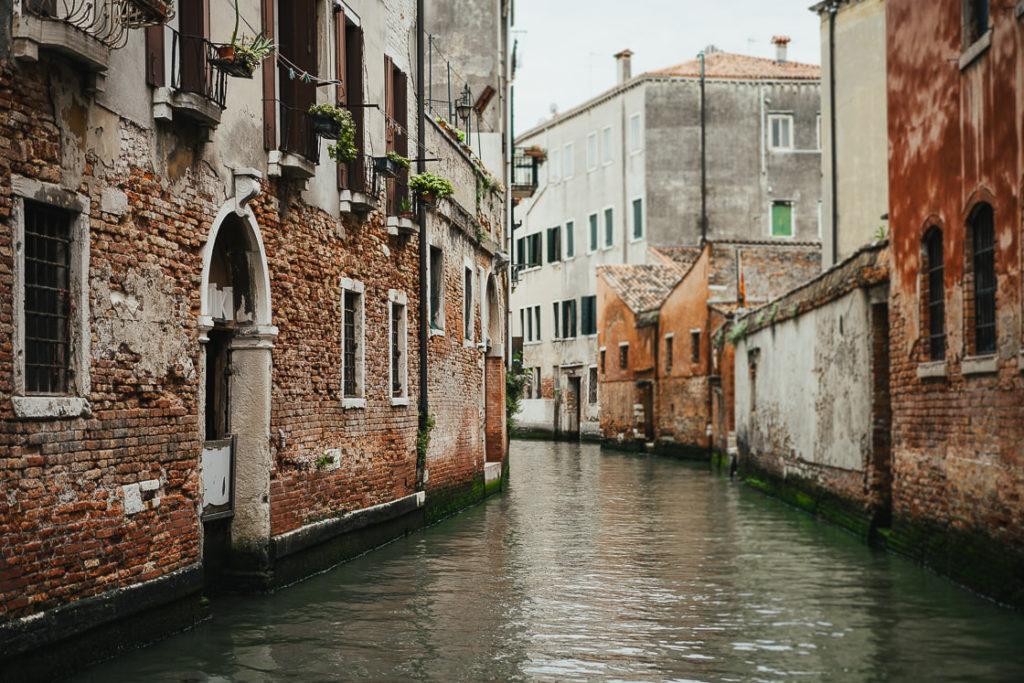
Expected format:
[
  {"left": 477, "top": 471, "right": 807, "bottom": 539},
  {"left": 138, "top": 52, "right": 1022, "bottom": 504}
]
[
  {"left": 211, "top": 2, "right": 274, "bottom": 78},
  {"left": 409, "top": 170, "right": 454, "bottom": 204},
  {"left": 374, "top": 151, "right": 410, "bottom": 179},
  {"left": 306, "top": 105, "right": 358, "bottom": 164}
]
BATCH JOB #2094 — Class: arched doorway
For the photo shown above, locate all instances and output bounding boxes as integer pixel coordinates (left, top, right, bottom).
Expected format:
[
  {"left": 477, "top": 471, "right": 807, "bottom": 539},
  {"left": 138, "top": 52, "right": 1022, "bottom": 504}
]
[
  {"left": 198, "top": 204, "right": 276, "bottom": 580},
  {"left": 483, "top": 273, "right": 506, "bottom": 465}
]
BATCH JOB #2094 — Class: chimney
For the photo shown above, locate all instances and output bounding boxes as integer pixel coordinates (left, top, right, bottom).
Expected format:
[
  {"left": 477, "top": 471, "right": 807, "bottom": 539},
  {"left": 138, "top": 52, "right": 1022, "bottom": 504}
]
[
  {"left": 614, "top": 49, "right": 633, "bottom": 84},
  {"left": 772, "top": 35, "right": 791, "bottom": 64}
]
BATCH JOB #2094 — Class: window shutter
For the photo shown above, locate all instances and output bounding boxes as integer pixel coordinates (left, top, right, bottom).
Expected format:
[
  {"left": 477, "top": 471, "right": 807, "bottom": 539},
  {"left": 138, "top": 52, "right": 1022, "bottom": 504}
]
[
  {"left": 145, "top": 26, "right": 165, "bottom": 87},
  {"left": 261, "top": 0, "right": 276, "bottom": 150},
  {"left": 347, "top": 27, "right": 366, "bottom": 192},
  {"left": 335, "top": 6, "right": 348, "bottom": 189},
  {"left": 384, "top": 56, "right": 395, "bottom": 153}
]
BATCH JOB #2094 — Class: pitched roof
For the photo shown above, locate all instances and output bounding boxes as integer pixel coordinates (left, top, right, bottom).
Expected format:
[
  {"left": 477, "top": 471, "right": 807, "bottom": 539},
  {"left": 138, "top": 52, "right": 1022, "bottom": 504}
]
[
  {"left": 649, "top": 246, "right": 701, "bottom": 273},
  {"left": 646, "top": 51, "right": 820, "bottom": 81},
  {"left": 598, "top": 264, "right": 680, "bottom": 314}
]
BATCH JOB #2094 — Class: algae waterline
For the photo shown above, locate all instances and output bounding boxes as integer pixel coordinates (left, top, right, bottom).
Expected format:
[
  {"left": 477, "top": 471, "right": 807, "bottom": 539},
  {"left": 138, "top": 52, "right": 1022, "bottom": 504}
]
[{"left": 78, "top": 440, "right": 1024, "bottom": 681}]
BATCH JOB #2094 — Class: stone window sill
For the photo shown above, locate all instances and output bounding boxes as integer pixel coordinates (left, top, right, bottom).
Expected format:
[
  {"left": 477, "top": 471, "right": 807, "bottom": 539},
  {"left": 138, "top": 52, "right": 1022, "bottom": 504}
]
[
  {"left": 962, "top": 354, "right": 998, "bottom": 376},
  {"left": 959, "top": 29, "right": 992, "bottom": 71},
  {"left": 916, "top": 360, "right": 948, "bottom": 379},
  {"left": 12, "top": 396, "right": 91, "bottom": 420},
  {"left": 342, "top": 397, "right": 366, "bottom": 409},
  {"left": 386, "top": 216, "right": 419, "bottom": 237},
  {"left": 390, "top": 397, "right": 410, "bottom": 407}
]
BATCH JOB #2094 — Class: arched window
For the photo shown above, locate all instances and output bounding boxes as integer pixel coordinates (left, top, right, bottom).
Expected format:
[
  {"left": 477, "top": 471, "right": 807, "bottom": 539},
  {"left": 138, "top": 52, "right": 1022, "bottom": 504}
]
[
  {"left": 969, "top": 203, "right": 996, "bottom": 355},
  {"left": 924, "top": 228, "right": 945, "bottom": 361}
]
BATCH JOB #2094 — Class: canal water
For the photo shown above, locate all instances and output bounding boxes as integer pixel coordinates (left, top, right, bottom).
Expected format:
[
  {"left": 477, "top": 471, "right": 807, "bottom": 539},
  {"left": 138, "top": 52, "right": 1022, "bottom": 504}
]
[{"left": 81, "top": 440, "right": 1024, "bottom": 681}]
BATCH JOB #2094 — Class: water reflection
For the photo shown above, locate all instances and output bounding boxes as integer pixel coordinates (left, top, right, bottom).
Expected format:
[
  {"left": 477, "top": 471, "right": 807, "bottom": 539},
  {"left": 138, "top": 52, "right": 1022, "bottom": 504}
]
[{"left": 81, "top": 440, "right": 1024, "bottom": 681}]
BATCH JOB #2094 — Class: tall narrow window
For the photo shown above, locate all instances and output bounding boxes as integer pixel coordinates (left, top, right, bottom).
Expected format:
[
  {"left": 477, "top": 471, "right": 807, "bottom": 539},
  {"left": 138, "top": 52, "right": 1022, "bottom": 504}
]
[
  {"left": 563, "top": 143, "right": 574, "bottom": 179},
  {"left": 963, "top": 0, "right": 990, "bottom": 47},
  {"left": 561, "top": 299, "right": 577, "bottom": 338},
  {"left": 588, "top": 366, "right": 598, "bottom": 403},
  {"left": 581, "top": 295, "right": 596, "bottom": 335},
  {"left": 547, "top": 227, "right": 561, "bottom": 263},
  {"left": 534, "top": 305, "right": 542, "bottom": 341},
  {"left": 601, "top": 126, "right": 612, "bottom": 163},
  {"left": 564, "top": 221, "right": 575, "bottom": 258},
  {"left": 429, "top": 246, "right": 444, "bottom": 330},
  {"left": 604, "top": 207, "right": 614, "bottom": 248},
  {"left": 690, "top": 330, "right": 701, "bottom": 364},
  {"left": 665, "top": 335, "right": 674, "bottom": 374},
  {"left": 971, "top": 203, "right": 996, "bottom": 355},
  {"left": 526, "top": 306, "right": 533, "bottom": 341},
  {"left": 552, "top": 302, "right": 560, "bottom": 339},
  {"left": 390, "top": 294, "right": 408, "bottom": 400},
  {"left": 23, "top": 201, "right": 72, "bottom": 394},
  {"left": 549, "top": 149, "right": 560, "bottom": 182},
  {"left": 619, "top": 343, "right": 629, "bottom": 370},
  {"left": 768, "top": 114, "right": 793, "bottom": 151},
  {"left": 341, "top": 286, "right": 364, "bottom": 398},
  {"left": 600, "top": 348, "right": 606, "bottom": 374},
  {"left": 587, "top": 132, "right": 598, "bottom": 170},
  {"left": 632, "top": 198, "right": 643, "bottom": 240},
  {"left": 925, "top": 229, "right": 945, "bottom": 361},
  {"left": 630, "top": 114, "right": 642, "bottom": 152},
  {"left": 588, "top": 213, "right": 599, "bottom": 252},
  {"left": 464, "top": 266, "right": 473, "bottom": 340}
]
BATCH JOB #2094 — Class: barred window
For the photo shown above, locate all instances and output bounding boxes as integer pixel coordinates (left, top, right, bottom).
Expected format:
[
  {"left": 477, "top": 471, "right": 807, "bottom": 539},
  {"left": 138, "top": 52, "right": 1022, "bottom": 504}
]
[
  {"left": 588, "top": 366, "right": 598, "bottom": 404},
  {"left": 970, "top": 203, "right": 995, "bottom": 355},
  {"left": 691, "top": 330, "right": 701, "bottom": 364},
  {"left": 24, "top": 201, "right": 72, "bottom": 395},
  {"left": 390, "top": 298, "right": 407, "bottom": 399},
  {"left": 665, "top": 335, "right": 673, "bottom": 373},
  {"left": 619, "top": 343, "right": 628, "bottom": 370},
  {"left": 340, "top": 284, "right": 364, "bottom": 400},
  {"left": 924, "top": 228, "right": 945, "bottom": 361}
]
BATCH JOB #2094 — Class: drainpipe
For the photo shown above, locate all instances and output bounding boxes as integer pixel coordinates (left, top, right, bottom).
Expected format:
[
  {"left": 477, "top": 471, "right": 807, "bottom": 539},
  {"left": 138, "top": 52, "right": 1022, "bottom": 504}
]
[
  {"left": 699, "top": 50, "right": 708, "bottom": 245},
  {"left": 828, "top": 1, "right": 839, "bottom": 266},
  {"left": 417, "top": 0, "right": 428, "bottom": 487}
]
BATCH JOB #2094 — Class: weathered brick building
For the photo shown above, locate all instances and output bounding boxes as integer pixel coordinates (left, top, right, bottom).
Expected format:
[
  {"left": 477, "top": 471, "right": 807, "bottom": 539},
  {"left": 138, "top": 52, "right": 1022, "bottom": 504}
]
[
  {"left": 883, "top": 0, "right": 1024, "bottom": 606},
  {"left": 596, "top": 241, "right": 818, "bottom": 452},
  {"left": 0, "top": 0, "right": 511, "bottom": 675}
]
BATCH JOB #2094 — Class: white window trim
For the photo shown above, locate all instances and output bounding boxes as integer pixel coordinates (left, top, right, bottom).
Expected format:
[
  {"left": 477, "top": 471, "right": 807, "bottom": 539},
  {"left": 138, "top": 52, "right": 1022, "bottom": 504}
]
[
  {"left": 618, "top": 341, "right": 629, "bottom": 370},
  {"left": 463, "top": 257, "right": 475, "bottom": 346},
  {"left": 428, "top": 244, "right": 445, "bottom": 336},
  {"left": 768, "top": 113, "right": 794, "bottom": 152},
  {"left": 340, "top": 276, "right": 366, "bottom": 408},
  {"left": 768, "top": 199, "right": 796, "bottom": 239},
  {"left": 629, "top": 196, "right": 644, "bottom": 243},
  {"left": 388, "top": 289, "right": 409, "bottom": 406},
  {"left": 563, "top": 220, "right": 576, "bottom": 260},
  {"left": 601, "top": 126, "right": 613, "bottom": 165},
  {"left": 587, "top": 213, "right": 599, "bottom": 254},
  {"left": 586, "top": 132, "right": 598, "bottom": 171},
  {"left": 629, "top": 113, "right": 642, "bottom": 154},
  {"left": 549, "top": 148, "right": 560, "bottom": 183},
  {"left": 602, "top": 205, "right": 615, "bottom": 250},
  {"left": 10, "top": 175, "right": 91, "bottom": 419},
  {"left": 563, "top": 142, "right": 574, "bottom": 180}
]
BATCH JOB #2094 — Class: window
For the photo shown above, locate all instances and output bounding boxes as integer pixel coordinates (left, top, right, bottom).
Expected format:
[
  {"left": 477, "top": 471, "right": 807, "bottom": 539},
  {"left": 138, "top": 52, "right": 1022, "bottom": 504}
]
[
  {"left": 690, "top": 330, "right": 701, "bottom": 364},
  {"left": 588, "top": 213, "right": 599, "bottom": 252},
  {"left": 970, "top": 203, "right": 996, "bottom": 355},
  {"left": 632, "top": 198, "right": 643, "bottom": 240},
  {"left": 604, "top": 207, "right": 614, "bottom": 248},
  {"left": 464, "top": 266, "right": 473, "bottom": 340},
  {"left": 533, "top": 367, "right": 542, "bottom": 398},
  {"left": 768, "top": 114, "right": 793, "bottom": 151},
  {"left": 337, "top": 12, "right": 366, "bottom": 192},
  {"left": 924, "top": 229, "right": 945, "bottom": 361},
  {"left": 563, "top": 143, "right": 574, "bottom": 179},
  {"left": 534, "top": 305, "right": 542, "bottom": 341},
  {"left": 588, "top": 366, "right": 598, "bottom": 404},
  {"left": 552, "top": 302, "right": 560, "bottom": 339},
  {"left": 547, "top": 226, "right": 561, "bottom": 263},
  {"left": 12, "top": 178, "right": 91, "bottom": 419},
  {"left": 516, "top": 237, "right": 525, "bottom": 266},
  {"left": 963, "top": 0, "right": 990, "bottom": 47},
  {"left": 527, "top": 233, "right": 542, "bottom": 267},
  {"left": 771, "top": 201, "right": 793, "bottom": 237},
  {"left": 600, "top": 347, "right": 607, "bottom": 374},
  {"left": 384, "top": 58, "right": 409, "bottom": 215},
  {"left": 564, "top": 221, "right": 575, "bottom": 258},
  {"left": 619, "top": 343, "right": 629, "bottom": 370},
  {"left": 526, "top": 306, "right": 533, "bottom": 341},
  {"left": 389, "top": 291, "right": 408, "bottom": 402},
  {"left": 23, "top": 202, "right": 72, "bottom": 394},
  {"left": 665, "top": 335, "right": 674, "bottom": 373},
  {"left": 549, "top": 149, "right": 560, "bottom": 182},
  {"left": 601, "top": 126, "right": 612, "bottom": 164},
  {"left": 340, "top": 278, "right": 365, "bottom": 403},
  {"left": 519, "top": 308, "right": 525, "bottom": 339},
  {"left": 561, "top": 299, "right": 577, "bottom": 338},
  {"left": 429, "top": 246, "right": 444, "bottom": 331},
  {"left": 630, "top": 113, "right": 642, "bottom": 152},
  {"left": 587, "top": 132, "right": 598, "bottom": 170},
  {"left": 581, "top": 295, "right": 597, "bottom": 335}
]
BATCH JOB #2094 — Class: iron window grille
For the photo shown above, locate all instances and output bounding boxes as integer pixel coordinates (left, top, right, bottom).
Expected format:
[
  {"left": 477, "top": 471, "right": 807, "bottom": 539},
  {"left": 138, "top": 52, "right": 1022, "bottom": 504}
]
[
  {"left": 391, "top": 302, "right": 403, "bottom": 397},
  {"left": 972, "top": 204, "right": 996, "bottom": 355},
  {"left": 665, "top": 337, "right": 673, "bottom": 372},
  {"left": 691, "top": 331, "right": 701, "bottom": 364},
  {"left": 343, "top": 291, "right": 359, "bottom": 396},
  {"left": 925, "top": 229, "right": 945, "bottom": 361},
  {"left": 24, "top": 201, "right": 73, "bottom": 395},
  {"left": 619, "top": 345, "right": 628, "bottom": 370}
]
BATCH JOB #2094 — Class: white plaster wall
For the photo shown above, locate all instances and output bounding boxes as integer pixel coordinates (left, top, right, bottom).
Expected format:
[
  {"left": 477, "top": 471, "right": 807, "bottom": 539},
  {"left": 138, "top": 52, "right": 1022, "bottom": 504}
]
[
  {"left": 516, "top": 398, "right": 554, "bottom": 431},
  {"left": 734, "top": 287, "right": 873, "bottom": 471}
]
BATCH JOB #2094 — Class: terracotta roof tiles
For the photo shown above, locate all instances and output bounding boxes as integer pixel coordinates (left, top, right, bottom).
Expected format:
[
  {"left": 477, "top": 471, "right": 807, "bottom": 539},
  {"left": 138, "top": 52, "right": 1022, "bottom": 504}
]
[
  {"left": 598, "top": 264, "right": 680, "bottom": 314},
  {"left": 646, "top": 51, "right": 820, "bottom": 81}
]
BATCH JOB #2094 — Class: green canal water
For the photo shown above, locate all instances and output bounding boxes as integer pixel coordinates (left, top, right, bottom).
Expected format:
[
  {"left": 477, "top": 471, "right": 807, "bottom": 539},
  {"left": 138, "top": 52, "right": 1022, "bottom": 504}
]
[{"left": 80, "top": 440, "right": 1024, "bottom": 681}]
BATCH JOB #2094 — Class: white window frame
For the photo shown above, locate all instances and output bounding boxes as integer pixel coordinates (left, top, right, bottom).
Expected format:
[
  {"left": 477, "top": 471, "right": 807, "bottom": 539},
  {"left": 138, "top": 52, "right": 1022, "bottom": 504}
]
[
  {"left": 601, "top": 126, "right": 613, "bottom": 164},
  {"left": 564, "top": 219, "right": 576, "bottom": 260},
  {"left": 586, "top": 132, "right": 598, "bottom": 171},
  {"left": 603, "top": 205, "right": 615, "bottom": 249},
  {"left": 388, "top": 289, "right": 409, "bottom": 406},
  {"left": 629, "top": 113, "right": 642, "bottom": 153},
  {"left": 563, "top": 142, "right": 574, "bottom": 179},
  {"left": 768, "top": 113, "right": 794, "bottom": 151},
  {"left": 618, "top": 341, "right": 630, "bottom": 370},
  {"left": 630, "top": 196, "right": 644, "bottom": 242},
  {"left": 340, "top": 277, "right": 366, "bottom": 408},
  {"left": 549, "top": 148, "right": 560, "bottom": 183},
  {"left": 10, "top": 175, "right": 91, "bottom": 419},
  {"left": 463, "top": 258, "right": 475, "bottom": 346},
  {"left": 428, "top": 244, "right": 445, "bottom": 336}
]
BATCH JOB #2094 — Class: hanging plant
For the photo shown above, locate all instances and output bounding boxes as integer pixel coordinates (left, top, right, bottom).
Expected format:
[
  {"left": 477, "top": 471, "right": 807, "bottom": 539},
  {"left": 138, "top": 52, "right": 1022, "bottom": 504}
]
[
  {"left": 211, "top": 1, "right": 275, "bottom": 78},
  {"left": 386, "top": 151, "right": 411, "bottom": 172},
  {"left": 409, "top": 170, "right": 454, "bottom": 203},
  {"left": 306, "top": 104, "right": 358, "bottom": 164}
]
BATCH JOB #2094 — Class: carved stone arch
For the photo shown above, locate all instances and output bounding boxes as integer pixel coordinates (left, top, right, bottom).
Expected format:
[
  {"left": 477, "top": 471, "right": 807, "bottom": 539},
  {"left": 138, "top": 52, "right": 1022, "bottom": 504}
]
[{"left": 485, "top": 271, "right": 503, "bottom": 357}]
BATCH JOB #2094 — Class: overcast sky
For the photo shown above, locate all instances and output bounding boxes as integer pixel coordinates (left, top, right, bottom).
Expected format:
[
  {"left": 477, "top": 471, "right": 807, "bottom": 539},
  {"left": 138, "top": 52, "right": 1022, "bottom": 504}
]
[{"left": 511, "top": 0, "right": 824, "bottom": 131}]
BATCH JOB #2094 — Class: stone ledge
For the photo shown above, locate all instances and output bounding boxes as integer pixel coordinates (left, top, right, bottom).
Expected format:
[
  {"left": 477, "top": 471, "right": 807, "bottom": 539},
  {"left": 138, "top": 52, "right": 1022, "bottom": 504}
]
[
  {"left": 961, "top": 354, "right": 998, "bottom": 376},
  {"left": 12, "top": 395, "right": 91, "bottom": 419},
  {"left": 916, "top": 360, "right": 948, "bottom": 379}
]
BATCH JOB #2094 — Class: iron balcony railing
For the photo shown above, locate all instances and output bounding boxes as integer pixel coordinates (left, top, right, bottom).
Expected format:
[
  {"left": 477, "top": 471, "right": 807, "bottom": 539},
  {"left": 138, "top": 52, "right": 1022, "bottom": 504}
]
[
  {"left": 170, "top": 28, "right": 227, "bottom": 109},
  {"left": 24, "top": 0, "right": 172, "bottom": 48},
  {"left": 279, "top": 104, "right": 320, "bottom": 164},
  {"left": 511, "top": 150, "right": 541, "bottom": 199}
]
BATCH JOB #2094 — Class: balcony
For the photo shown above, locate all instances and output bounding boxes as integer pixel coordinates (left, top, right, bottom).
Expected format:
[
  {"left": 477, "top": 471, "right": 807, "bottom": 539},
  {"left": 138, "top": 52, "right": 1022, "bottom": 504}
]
[
  {"left": 512, "top": 149, "right": 541, "bottom": 199},
  {"left": 152, "top": 29, "right": 227, "bottom": 128},
  {"left": 269, "top": 105, "right": 319, "bottom": 179},
  {"left": 340, "top": 154, "right": 377, "bottom": 214}
]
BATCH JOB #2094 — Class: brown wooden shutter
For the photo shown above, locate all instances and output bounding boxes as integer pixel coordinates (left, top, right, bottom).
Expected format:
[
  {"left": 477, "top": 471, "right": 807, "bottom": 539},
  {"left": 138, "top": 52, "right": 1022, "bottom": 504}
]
[
  {"left": 347, "top": 27, "right": 366, "bottom": 192},
  {"left": 384, "top": 56, "right": 395, "bottom": 154},
  {"left": 394, "top": 68, "right": 409, "bottom": 212},
  {"left": 335, "top": 7, "right": 348, "bottom": 189},
  {"left": 145, "top": 26, "right": 165, "bottom": 87},
  {"left": 261, "top": 0, "right": 276, "bottom": 150}
]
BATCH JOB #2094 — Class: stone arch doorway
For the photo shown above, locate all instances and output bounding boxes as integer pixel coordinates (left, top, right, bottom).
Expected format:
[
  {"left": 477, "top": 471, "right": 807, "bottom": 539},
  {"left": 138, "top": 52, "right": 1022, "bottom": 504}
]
[
  {"left": 485, "top": 273, "right": 502, "bottom": 357},
  {"left": 483, "top": 272, "right": 506, "bottom": 466},
  {"left": 198, "top": 204, "right": 277, "bottom": 580}
]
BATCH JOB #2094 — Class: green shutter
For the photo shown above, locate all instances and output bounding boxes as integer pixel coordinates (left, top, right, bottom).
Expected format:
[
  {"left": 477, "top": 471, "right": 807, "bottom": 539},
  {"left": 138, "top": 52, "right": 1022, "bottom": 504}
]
[
  {"left": 772, "top": 202, "right": 792, "bottom": 236},
  {"left": 633, "top": 199, "right": 642, "bottom": 239}
]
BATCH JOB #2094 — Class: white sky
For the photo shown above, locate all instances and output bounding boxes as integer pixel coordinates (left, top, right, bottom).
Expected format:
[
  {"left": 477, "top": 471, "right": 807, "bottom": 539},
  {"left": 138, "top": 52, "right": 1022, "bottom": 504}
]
[{"left": 511, "top": 0, "right": 824, "bottom": 131}]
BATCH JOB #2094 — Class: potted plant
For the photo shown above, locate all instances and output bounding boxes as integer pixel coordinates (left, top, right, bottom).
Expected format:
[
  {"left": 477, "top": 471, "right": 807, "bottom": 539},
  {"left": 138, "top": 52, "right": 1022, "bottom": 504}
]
[
  {"left": 409, "top": 170, "right": 454, "bottom": 203},
  {"left": 523, "top": 145, "right": 547, "bottom": 160},
  {"left": 123, "top": 0, "right": 174, "bottom": 27},
  {"left": 399, "top": 197, "right": 413, "bottom": 220},
  {"left": 308, "top": 103, "right": 351, "bottom": 140},
  {"left": 324, "top": 110, "right": 358, "bottom": 164},
  {"left": 211, "top": 1, "right": 275, "bottom": 78},
  {"left": 374, "top": 151, "right": 409, "bottom": 178}
]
